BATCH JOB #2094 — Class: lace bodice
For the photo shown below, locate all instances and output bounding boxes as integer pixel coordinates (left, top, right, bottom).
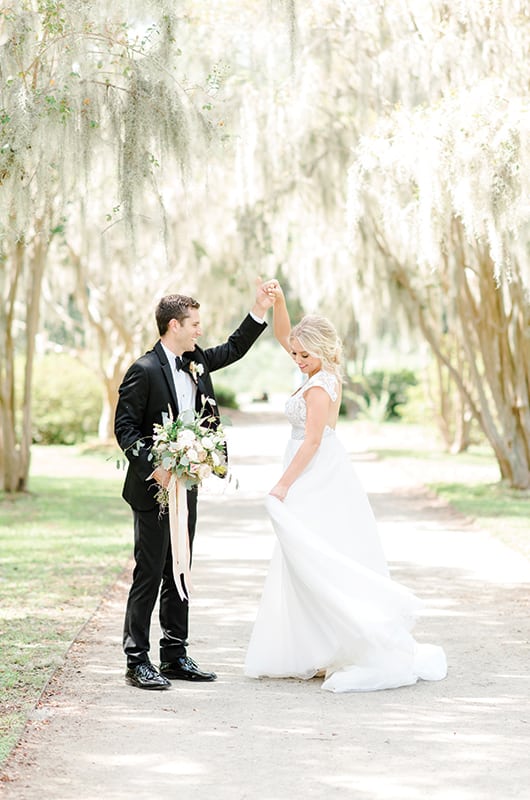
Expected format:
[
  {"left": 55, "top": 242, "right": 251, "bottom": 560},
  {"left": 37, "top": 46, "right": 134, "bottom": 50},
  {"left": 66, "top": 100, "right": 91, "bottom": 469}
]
[{"left": 285, "top": 370, "right": 339, "bottom": 440}]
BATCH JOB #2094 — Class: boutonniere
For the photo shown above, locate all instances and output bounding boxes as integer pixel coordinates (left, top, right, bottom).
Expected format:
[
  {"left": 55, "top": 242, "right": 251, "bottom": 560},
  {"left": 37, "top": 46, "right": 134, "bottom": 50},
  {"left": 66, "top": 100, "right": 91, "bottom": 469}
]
[{"left": 189, "top": 361, "right": 204, "bottom": 381}]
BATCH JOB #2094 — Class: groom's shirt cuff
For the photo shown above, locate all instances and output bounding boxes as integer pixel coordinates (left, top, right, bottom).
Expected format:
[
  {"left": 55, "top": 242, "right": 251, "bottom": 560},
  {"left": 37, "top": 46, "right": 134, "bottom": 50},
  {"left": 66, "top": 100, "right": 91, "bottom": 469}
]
[{"left": 250, "top": 311, "right": 266, "bottom": 324}]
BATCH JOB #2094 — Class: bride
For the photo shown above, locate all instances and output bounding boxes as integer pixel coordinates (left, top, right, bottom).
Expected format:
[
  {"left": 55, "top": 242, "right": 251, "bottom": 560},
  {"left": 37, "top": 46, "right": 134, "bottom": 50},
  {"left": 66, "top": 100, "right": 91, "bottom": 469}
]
[{"left": 244, "top": 282, "right": 447, "bottom": 692}]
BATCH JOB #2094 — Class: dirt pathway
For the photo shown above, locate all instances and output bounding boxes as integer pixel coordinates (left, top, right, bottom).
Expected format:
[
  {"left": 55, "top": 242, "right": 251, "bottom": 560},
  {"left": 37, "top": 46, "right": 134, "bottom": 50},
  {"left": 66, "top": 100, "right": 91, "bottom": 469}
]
[{"left": 1, "top": 415, "right": 529, "bottom": 800}]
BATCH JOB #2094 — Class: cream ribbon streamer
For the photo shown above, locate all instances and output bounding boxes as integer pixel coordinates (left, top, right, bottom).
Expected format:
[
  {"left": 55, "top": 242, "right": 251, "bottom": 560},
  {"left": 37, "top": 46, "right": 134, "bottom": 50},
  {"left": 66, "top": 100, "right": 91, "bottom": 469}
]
[{"left": 168, "top": 474, "right": 193, "bottom": 602}]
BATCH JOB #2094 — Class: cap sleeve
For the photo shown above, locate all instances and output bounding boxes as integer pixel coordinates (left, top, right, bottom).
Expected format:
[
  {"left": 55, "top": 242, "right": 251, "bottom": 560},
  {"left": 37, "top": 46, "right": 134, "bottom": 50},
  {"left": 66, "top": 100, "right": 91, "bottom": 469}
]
[{"left": 302, "top": 371, "right": 338, "bottom": 402}]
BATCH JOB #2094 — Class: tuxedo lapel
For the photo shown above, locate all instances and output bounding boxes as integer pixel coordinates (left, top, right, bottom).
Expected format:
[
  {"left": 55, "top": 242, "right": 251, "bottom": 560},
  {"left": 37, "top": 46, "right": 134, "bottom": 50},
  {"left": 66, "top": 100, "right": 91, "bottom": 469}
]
[
  {"left": 196, "top": 375, "right": 207, "bottom": 407},
  {"left": 196, "top": 375, "right": 219, "bottom": 420},
  {"left": 154, "top": 341, "right": 179, "bottom": 415}
]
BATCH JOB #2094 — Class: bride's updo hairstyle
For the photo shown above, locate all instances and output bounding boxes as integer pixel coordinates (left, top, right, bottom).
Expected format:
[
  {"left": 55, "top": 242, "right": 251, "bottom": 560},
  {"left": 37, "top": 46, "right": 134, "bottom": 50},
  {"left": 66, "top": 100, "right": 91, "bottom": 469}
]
[{"left": 289, "top": 315, "right": 343, "bottom": 378}]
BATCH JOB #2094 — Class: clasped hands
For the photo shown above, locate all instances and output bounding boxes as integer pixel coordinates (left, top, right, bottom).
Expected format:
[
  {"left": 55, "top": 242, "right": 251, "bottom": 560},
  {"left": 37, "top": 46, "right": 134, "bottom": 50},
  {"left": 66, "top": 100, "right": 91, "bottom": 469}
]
[{"left": 252, "top": 277, "right": 283, "bottom": 319}]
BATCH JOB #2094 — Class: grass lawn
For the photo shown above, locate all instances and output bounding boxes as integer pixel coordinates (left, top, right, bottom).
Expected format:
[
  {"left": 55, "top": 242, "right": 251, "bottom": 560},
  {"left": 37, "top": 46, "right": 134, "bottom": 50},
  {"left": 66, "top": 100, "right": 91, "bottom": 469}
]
[{"left": 0, "top": 445, "right": 131, "bottom": 767}]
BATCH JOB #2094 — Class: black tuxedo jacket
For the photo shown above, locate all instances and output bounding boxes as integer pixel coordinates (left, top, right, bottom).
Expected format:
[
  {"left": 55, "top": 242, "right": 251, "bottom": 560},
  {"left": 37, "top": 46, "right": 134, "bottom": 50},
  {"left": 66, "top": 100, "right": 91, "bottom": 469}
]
[{"left": 114, "top": 313, "right": 266, "bottom": 511}]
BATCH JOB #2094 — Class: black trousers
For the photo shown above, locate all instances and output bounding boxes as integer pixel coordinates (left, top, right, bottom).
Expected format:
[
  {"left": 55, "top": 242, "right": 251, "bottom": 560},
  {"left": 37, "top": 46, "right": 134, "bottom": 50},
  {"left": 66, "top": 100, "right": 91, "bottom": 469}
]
[{"left": 123, "top": 488, "right": 198, "bottom": 667}]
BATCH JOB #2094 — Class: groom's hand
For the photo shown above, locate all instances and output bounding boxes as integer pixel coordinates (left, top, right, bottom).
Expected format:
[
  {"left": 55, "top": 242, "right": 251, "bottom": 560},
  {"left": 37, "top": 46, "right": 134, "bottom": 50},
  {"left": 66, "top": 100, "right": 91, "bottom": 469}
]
[
  {"left": 151, "top": 466, "right": 171, "bottom": 488},
  {"left": 252, "top": 276, "right": 277, "bottom": 318}
]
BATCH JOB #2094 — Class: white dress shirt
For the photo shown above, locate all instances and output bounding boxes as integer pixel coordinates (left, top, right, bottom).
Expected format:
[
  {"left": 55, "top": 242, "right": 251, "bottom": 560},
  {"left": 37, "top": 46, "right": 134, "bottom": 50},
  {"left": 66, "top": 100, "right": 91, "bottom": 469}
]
[{"left": 160, "top": 342, "right": 196, "bottom": 412}]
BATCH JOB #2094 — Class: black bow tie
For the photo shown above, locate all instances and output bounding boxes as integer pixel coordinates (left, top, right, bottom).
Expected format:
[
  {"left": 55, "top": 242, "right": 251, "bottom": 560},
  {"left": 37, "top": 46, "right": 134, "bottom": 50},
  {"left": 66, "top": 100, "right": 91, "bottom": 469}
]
[{"left": 175, "top": 356, "right": 183, "bottom": 371}]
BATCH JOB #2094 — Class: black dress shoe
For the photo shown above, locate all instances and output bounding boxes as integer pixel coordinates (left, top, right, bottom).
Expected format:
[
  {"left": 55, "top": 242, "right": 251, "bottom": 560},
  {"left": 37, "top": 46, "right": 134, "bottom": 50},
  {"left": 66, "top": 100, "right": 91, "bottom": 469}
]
[
  {"left": 159, "top": 656, "right": 217, "bottom": 682},
  {"left": 126, "top": 662, "right": 171, "bottom": 690}
]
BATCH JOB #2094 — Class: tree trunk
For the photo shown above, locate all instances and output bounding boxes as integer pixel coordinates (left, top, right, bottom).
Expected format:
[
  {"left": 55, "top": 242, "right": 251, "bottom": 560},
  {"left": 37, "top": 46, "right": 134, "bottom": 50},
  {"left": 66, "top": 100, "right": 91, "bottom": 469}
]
[
  {"left": 98, "top": 368, "right": 125, "bottom": 441},
  {"left": 429, "top": 341, "right": 472, "bottom": 454},
  {"left": 0, "top": 239, "right": 26, "bottom": 492},
  {"left": 0, "top": 225, "right": 50, "bottom": 493},
  {"left": 449, "top": 395, "right": 472, "bottom": 456},
  {"left": 371, "top": 220, "right": 530, "bottom": 489},
  {"left": 67, "top": 241, "right": 142, "bottom": 443},
  {"left": 19, "top": 231, "right": 48, "bottom": 488},
  {"left": 454, "top": 240, "right": 530, "bottom": 488}
]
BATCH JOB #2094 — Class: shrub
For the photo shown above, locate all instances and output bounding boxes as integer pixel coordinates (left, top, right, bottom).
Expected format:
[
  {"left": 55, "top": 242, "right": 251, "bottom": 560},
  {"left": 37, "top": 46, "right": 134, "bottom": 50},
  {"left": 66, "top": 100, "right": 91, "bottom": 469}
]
[
  {"left": 346, "top": 369, "right": 418, "bottom": 421},
  {"left": 31, "top": 354, "right": 102, "bottom": 444},
  {"left": 214, "top": 384, "right": 239, "bottom": 410}
]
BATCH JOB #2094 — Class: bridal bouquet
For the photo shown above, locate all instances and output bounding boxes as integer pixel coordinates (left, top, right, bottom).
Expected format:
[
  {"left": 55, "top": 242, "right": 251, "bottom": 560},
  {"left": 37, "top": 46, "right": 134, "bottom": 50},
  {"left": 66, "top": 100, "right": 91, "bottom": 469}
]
[
  {"left": 149, "top": 405, "right": 228, "bottom": 509},
  {"left": 148, "top": 404, "right": 228, "bottom": 601}
]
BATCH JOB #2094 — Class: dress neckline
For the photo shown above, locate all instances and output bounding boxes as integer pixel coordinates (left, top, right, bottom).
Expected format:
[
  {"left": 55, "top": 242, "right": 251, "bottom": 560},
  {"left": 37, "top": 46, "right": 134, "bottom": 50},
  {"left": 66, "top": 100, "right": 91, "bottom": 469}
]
[
  {"left": 289, "top": 369, "right": 324, "bottom": 397},
  {"left": 290, "top": 368, "right": 340, "bottom": 397}
]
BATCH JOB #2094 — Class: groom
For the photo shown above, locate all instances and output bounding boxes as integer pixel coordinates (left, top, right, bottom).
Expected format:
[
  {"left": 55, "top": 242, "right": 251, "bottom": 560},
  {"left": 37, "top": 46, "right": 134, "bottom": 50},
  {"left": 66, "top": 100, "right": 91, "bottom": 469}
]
[{"left": 115, "top": 280, "right": 273, "bottom": 689}]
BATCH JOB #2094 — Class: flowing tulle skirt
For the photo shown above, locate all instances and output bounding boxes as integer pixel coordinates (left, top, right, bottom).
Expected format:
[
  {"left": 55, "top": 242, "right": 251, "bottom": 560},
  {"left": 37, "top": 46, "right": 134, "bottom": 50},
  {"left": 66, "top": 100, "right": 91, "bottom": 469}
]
[{"left": 244, "top": 432, "right": 447, "bottom": 692}]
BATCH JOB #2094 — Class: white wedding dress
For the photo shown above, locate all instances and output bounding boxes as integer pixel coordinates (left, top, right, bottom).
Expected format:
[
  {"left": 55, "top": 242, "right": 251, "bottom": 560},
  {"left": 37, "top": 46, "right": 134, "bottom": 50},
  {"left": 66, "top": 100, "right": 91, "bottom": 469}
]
[{"left": 244, "top": 370, "right": 447, "bottom": 692}]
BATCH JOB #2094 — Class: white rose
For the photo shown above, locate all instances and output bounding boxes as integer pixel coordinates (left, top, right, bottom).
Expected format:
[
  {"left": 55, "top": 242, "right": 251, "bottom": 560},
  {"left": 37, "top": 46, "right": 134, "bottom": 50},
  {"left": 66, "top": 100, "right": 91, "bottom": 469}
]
[
  {"left": 198, "top": 464, "right": 212, "bottom": 480},
  {"left": 186, "top": 448, "right": 199, "bottom": 463},
  {"left": 201, "top": 435, "right": 215, "bottom": 450},
  {"left": 178, "top": 429, "right": 195, "bottom": 447}
]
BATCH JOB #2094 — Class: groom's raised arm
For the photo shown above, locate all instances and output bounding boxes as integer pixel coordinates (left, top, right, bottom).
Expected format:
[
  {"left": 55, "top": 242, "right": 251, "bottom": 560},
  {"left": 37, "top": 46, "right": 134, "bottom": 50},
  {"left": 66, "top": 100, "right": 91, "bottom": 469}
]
[
  {"left": 202, "top": 278, "right": 274, "bottom": 372},
  {"left": 202, "top": 313, "right": 266, "bottom": 373}
]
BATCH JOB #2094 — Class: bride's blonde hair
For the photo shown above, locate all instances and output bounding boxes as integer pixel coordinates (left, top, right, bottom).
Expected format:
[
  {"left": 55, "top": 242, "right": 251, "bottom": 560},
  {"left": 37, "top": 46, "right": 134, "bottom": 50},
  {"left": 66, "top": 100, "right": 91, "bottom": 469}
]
[{"left": 289, "top": 315, "right": 343, "bottom": 378}]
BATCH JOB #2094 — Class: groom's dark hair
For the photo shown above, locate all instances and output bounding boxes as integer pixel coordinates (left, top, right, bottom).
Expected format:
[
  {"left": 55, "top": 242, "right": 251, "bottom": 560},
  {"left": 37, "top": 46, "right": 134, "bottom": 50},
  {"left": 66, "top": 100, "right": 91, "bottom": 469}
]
[{"left": 156, "top": 294, "right": 200, "bottom": 335}]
